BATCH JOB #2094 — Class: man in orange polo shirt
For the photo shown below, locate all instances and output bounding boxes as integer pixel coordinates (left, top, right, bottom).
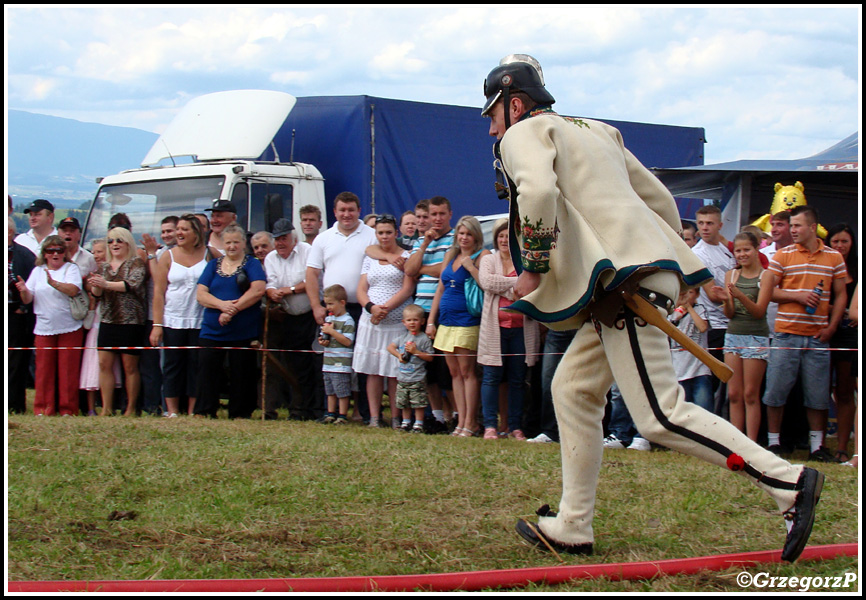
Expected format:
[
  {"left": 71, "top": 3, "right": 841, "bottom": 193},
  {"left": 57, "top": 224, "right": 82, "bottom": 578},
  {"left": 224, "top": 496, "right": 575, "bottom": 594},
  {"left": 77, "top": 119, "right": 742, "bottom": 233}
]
[{"left": 763, "top": 205, "right": 848, "bottom": 462}]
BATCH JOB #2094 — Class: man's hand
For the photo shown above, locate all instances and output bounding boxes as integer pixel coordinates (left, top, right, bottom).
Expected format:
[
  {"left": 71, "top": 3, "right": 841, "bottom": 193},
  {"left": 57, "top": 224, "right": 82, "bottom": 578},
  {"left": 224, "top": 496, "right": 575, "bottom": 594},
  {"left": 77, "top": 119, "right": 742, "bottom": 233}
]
[
  {"left": 312, "top": 304, "right": 326, "bottom": 325},
  {"left": 706, "top": 284, "right": 727, "bottom": 304},
  {"left": 800, "top": 289, "right": 822, "bottom": 310},
  {"left": 514, "top": 271, "right": 541, "bottom": 299},
  {"left": 815, "top": 325, "right": 836, "bottom": 343},
  {"left": 141, "top": 233, "right": 160, "bottom": 256},
  {"left": 267, "top": 288, "right": 285, "bottom": 303}
]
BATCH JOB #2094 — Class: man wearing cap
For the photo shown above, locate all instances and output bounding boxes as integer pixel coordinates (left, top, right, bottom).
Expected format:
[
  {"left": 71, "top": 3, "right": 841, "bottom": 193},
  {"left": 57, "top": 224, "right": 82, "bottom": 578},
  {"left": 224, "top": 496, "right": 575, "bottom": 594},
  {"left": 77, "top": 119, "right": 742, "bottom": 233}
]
[
  {"left": 205, "top": 199, "right": 238, "bottom": 255},
  {"left": 265, "top": 218, "right": 321, "bottom": 421},
  {"left": 481, "top": 54, "right": 823, "bottom": 563},
  {"left": 16, "top": 199, "right": 58, "bottom": 255},
  {"left": 58, "top": 217, "right": 98, "bottom": 280}
]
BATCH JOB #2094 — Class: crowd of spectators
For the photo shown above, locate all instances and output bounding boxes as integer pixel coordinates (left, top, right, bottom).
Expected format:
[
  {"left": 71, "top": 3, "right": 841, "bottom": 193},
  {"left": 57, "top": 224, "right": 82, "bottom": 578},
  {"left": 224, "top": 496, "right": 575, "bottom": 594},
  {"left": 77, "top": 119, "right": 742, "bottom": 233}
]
[{"left": 7, "top": 193, "right": 858, "bottom": 464}]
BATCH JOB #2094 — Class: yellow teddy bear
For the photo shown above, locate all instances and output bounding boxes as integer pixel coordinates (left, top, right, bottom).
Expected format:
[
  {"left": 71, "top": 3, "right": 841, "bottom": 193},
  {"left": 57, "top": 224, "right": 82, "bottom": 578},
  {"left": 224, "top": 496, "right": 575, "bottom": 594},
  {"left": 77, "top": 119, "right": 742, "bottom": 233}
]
[{"left": 751, "top": 181, "right": 827, "bottom": 239}]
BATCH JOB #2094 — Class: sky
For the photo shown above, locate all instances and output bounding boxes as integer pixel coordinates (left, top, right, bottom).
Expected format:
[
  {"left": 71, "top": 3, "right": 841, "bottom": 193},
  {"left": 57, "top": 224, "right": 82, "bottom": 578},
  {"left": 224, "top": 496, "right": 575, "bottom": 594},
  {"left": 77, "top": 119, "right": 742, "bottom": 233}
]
[{"left": 4, "top": 5, "right": 861, "bottom": 164}]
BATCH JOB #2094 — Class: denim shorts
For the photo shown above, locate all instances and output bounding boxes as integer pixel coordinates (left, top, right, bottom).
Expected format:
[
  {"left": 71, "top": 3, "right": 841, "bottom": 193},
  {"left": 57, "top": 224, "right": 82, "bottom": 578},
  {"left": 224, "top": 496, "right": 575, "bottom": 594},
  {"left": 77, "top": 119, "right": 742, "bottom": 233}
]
[
  {"left": 724, "top": 333, "right": 769, "bottom": 360},
  {"left": 762, "top": 333, "right": 830, "bottom": 409}
]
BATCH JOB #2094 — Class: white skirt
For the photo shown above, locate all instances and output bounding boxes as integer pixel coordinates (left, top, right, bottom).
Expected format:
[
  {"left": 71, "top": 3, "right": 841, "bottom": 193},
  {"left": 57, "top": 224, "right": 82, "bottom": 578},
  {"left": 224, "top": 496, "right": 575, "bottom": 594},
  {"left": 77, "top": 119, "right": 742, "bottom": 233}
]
[
  {"left": 351, "top": 311, "right": 403, "bottom": 378},
  {"left": 79, "top": 318, "right": 122, "bottom": 390}
]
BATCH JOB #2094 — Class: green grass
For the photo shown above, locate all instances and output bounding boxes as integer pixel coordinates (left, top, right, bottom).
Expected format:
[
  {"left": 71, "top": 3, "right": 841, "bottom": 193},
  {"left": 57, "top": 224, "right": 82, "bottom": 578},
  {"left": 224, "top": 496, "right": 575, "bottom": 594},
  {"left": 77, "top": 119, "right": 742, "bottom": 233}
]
[{"left": 6, "top": 409, "right": 860, "bottom": 592}]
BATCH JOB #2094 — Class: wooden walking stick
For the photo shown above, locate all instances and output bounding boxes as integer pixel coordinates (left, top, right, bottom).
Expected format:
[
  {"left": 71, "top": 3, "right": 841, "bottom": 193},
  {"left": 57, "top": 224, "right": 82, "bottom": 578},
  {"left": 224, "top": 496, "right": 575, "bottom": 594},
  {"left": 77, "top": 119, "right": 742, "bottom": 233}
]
[{"left": 259, "top": 298, "right": 270, "bottom": 421}]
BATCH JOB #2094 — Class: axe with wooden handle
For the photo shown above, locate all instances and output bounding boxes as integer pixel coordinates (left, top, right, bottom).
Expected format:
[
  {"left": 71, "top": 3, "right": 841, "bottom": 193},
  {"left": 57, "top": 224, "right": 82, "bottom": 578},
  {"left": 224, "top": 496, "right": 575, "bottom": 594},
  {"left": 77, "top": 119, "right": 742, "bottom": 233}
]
[{"left": 621, "top": 290, "right": 734, "bottom": 383}]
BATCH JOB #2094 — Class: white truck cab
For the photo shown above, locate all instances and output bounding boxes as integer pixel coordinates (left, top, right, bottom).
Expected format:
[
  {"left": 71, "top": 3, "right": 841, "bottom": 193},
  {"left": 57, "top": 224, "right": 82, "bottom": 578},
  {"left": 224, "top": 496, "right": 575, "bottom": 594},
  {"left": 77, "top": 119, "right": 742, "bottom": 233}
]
[{"left": 82, "top": 90, "right": 326, "bottom": 247}]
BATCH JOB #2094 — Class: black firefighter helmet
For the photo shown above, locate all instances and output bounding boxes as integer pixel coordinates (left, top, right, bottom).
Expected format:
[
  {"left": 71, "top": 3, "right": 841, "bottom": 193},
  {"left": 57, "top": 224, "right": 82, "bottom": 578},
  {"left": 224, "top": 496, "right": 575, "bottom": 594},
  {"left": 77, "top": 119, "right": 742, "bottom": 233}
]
[{"left": 481, "top": 54, "right": 555, "bottom": 118}]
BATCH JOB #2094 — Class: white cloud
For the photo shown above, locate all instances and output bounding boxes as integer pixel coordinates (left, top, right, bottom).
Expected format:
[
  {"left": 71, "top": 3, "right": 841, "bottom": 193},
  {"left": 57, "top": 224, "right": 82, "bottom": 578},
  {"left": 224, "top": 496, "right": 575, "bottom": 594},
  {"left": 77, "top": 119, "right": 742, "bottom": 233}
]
[
  {"left": 5, "top": 5, "right": 860, "bottom": 163},
  {"left": 369, "top": 42, "right": 428, "bottom": 78}
]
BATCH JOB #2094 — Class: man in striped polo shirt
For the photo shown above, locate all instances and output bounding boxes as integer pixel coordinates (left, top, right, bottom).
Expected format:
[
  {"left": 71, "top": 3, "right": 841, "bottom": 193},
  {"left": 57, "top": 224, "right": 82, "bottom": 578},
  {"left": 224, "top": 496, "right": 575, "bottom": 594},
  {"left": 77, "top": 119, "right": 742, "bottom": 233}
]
[
  {"left": 763, "top": 205, "right": 848, "bottom": 462},
  {"left": 404, "top": 196, "right": 455, "bottom": 430}
]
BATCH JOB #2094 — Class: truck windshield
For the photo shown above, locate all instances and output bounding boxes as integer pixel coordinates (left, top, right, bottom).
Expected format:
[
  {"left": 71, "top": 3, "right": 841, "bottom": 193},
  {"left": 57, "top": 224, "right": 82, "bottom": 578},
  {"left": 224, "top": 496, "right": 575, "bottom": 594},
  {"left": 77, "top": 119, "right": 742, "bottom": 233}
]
[{"left": 83, "top": 176, "right": 226, "bottom": 247}]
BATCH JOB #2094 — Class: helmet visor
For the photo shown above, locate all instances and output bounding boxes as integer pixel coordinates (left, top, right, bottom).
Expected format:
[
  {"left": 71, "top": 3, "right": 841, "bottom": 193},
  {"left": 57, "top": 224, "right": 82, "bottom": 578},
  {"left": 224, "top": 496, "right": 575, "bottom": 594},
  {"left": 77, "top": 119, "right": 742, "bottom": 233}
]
[{"left": 481, "top": 90, "right": 502, "bottom": 116}]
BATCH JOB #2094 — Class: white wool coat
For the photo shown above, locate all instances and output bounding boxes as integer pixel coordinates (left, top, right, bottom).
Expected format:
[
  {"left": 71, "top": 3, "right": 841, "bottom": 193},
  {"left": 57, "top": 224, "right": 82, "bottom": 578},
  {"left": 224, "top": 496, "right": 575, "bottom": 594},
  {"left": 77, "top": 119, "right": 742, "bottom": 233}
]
[{"left": 499, "top": 112, "right": 711, "bottom": 330}]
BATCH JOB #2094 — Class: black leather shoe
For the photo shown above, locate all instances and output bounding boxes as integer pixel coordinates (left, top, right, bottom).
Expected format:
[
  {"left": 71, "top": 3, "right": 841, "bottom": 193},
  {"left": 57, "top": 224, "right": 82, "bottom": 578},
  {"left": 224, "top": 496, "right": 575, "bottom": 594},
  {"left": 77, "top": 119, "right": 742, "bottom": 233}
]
[
  {"left": 515, "top": 505, "right": 593, "bottom": 555},
  {"left": 781, "top": 467, "right": 824, "bottom": 562}
]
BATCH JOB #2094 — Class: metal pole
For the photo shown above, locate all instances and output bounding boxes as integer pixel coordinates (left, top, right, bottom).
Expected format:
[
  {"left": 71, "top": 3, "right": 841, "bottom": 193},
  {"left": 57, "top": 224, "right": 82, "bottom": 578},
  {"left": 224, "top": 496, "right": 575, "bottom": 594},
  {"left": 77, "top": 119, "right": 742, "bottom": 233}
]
[{"left": 370, "top": 103, "right": 375, "bottom": 214}]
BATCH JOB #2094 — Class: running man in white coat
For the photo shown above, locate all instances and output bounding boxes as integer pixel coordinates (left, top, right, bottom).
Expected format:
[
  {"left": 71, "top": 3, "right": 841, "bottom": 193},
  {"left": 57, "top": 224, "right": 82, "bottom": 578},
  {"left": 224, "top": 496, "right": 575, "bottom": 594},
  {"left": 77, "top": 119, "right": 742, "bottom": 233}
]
[{"left": 481, "top": 54, "right": 823, "bottom": 562}]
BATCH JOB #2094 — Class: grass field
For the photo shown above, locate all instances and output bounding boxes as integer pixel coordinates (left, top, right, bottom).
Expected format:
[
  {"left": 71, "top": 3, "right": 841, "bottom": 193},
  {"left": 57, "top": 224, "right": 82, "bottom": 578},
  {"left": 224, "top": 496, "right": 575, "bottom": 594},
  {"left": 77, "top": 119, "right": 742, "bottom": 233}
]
[{"left": 6, "top": 406, "right": 860, "bottom": 592}]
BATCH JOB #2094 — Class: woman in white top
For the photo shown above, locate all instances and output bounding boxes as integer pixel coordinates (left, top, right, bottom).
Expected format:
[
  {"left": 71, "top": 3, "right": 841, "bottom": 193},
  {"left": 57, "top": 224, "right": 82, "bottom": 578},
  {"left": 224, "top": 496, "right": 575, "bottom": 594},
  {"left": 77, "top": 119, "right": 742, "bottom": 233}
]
[
  {"left": 150, "top": 215, "right": 210, "bottom": 417},
  {"left": 15, "top": 235, "right": 84, "bottom": 416},
  {"left": 353, "top": 214, "right": 416, "bottom": 428}
]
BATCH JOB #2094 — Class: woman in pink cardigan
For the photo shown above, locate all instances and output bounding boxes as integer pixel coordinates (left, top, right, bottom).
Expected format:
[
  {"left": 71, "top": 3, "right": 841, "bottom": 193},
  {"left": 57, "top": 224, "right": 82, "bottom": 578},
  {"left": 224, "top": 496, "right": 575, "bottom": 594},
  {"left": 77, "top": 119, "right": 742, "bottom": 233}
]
[{"left": 478, "top": 219, "right": 540, "bottom": 440}]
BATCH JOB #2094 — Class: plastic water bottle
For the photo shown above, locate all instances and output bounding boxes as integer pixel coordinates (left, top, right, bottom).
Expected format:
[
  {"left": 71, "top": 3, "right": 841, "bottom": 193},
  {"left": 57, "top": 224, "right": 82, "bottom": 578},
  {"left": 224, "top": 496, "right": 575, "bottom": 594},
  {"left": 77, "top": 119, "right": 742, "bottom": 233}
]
[
  {"left": 805, "top": 280, "right": 824, "bottom": 315},
  {"left": 320, "top": 312, "right": 334, "bottom": 342}
]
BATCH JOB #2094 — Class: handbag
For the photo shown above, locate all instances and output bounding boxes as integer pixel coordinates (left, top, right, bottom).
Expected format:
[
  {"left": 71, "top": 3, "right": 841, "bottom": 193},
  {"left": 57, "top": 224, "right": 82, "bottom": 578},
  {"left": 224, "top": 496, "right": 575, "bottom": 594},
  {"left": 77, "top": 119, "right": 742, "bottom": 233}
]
[
  {"left": 69, "top": 289, "right": 89, "bottom": 321},
  {"left": 464, "top": 250, "right": 485, "bottom": 318}
]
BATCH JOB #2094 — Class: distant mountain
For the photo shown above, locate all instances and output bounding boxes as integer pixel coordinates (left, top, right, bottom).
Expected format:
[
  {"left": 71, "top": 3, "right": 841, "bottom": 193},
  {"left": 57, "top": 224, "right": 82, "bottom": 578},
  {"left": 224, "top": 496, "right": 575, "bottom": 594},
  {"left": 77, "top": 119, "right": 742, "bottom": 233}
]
[{"left": 7, "top": 110, "right": 159, "bottom": 209}]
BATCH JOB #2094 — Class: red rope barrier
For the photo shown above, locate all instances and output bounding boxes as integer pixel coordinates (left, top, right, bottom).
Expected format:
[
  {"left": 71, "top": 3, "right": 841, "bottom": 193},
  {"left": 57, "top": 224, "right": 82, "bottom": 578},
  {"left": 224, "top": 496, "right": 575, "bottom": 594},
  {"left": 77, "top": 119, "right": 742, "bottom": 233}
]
[{"left": 7, "top": 543, "right": 858, "bottom": 593}]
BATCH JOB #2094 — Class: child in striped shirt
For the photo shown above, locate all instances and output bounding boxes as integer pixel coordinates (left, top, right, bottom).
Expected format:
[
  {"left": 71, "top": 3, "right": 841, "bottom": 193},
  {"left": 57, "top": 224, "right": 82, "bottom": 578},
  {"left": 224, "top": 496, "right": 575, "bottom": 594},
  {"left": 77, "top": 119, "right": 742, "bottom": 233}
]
[{"left": 318, "top": 285, "right": 355, "bottom": 424}]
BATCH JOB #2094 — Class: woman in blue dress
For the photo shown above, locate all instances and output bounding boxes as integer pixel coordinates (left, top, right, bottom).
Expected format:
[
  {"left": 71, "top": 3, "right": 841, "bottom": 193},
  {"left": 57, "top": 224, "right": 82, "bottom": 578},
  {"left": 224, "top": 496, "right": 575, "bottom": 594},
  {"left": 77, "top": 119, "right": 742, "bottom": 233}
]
[
  {"left": 428, "top": 216, "right": 491, "bottom": 436},
  {"left": 194, "top": 224, "right": 266, "bottom": 418}
]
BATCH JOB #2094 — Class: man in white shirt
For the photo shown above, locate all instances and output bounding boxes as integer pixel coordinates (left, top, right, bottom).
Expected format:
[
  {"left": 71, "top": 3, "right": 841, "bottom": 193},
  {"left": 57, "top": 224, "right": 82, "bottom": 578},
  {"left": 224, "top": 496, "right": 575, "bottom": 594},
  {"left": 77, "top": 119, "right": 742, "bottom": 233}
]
[
  {"left": 305, "top": 192, "right": 376, "bottom": 325},
  {"left": 58, "top": 217, "right": 97, "bottom": 279},
  {"left": 760, "top": 211, "right": 794, "bottom": 334},
  {"left": 15, "top": 199, "right": 58, "bottom": 255},
  {"left": 265, "top": 218, "right": 319, "bottom": 421},
  {"left": 691, "top": 204, "right": 736, "bottom": 414},
  {"left": 305, "top": 192, "right": 376, "bottom": 422}
]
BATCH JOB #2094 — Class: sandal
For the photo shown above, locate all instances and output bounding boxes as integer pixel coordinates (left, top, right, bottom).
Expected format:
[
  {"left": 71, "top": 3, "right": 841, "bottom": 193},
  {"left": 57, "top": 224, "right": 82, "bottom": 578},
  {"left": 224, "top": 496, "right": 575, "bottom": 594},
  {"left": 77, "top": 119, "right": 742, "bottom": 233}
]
[
  {"left": 459, "top": 428, "right": 479, "bottom": 437},
  {"left": 835, "top": 450, "right": 850, "bottom": 463}
]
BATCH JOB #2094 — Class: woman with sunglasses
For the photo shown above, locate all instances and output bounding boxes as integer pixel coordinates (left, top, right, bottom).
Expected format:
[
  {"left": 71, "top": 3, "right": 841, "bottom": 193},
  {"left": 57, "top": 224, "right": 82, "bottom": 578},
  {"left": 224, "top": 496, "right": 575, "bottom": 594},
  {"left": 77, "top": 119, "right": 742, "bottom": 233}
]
[
  {"left": 88, "top": 227, "right": 147, "bottom": 416},
  {"left": 78, "top": 238, "right": 123, "bottom": 416},
  {"left": 353, "top": 214, "right": 417, "bottom": 428},
  {"left": 14, "top": 235, "right": 85, "bottom": 416}
]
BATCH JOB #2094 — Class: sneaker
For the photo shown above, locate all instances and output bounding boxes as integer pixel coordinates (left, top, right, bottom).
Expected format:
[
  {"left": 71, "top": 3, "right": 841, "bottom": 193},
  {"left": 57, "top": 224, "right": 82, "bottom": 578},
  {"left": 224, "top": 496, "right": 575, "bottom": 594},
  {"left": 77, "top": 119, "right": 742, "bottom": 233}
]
[
  {"left": 627, "top": 437, "right": 651, "bottom": 451},
  {"left": 318, "top": 415, "right": 336, "bottom": 424},
  {"left": 333, "top": 416, "right": 348, "bottom": 425},
  {"left": 483, "top": 427, "right": 499, "bottom": 440},
  {"left": 603, "top": 435, "right": 626, "bottom": 450},
  {"left": 527, "top": 433, "right": 555, "bottom": 444},
  {"left": 808, "top": 447, "right": 840, "bottom": 463},
  {"left": 412, "top": 424, "right": 424, "bottom": 434}
]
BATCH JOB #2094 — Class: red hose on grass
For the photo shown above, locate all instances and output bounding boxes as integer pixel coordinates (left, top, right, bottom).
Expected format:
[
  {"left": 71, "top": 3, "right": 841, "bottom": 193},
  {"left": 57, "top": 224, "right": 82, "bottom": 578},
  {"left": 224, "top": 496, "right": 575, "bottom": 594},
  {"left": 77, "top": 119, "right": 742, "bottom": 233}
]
[{"left": 8, "top": 543, "right": 857, "bottom": 593}]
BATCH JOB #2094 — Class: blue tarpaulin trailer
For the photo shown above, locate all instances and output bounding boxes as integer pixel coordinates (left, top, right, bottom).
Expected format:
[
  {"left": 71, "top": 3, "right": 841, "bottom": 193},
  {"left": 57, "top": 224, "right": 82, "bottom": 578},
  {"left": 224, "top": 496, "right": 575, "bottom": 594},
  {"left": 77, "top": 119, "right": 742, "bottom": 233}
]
[{"left": 264, "top": 95, "right": 706, "bottom": 221}]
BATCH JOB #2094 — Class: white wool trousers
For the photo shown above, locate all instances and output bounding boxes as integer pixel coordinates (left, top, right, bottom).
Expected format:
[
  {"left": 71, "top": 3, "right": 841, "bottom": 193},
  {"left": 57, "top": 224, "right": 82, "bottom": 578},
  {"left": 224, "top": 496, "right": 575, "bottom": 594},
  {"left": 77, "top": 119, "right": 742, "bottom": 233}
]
[{"left": 538, "top": 273, "right": 804, "bottom": 546}]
